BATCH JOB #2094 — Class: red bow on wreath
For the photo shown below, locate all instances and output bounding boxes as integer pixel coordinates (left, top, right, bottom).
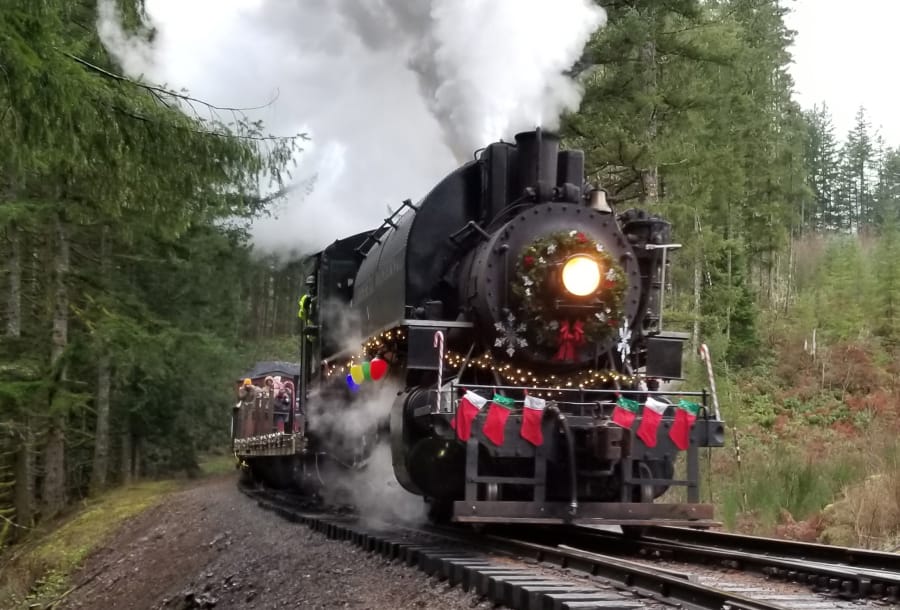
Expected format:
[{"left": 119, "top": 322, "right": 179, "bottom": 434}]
[{"left": 553, "top": 320, "right": 585, "bottom": 361}]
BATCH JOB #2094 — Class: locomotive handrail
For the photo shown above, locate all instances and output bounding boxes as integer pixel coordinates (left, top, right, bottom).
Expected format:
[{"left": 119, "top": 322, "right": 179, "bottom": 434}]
[
  {"left": 643, "top": 242, "right": 681, "bottom": 328},
  {"left": 353, "top": 198, "right": 418, "bottom": 258},
  {"left": 433, "top": 382, "right": 714, "bottom": 415},
  {"left": 443, "top": 382, "right": 709, "bottom": 396},
  {"left": 448, "top": 220, "right": 491, "bottom": 245}
]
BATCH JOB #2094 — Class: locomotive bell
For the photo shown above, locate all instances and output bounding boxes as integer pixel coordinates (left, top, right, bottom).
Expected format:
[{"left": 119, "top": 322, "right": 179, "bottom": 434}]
[{"left": 588, "top": 188, "right": 612, "bottom": 213}]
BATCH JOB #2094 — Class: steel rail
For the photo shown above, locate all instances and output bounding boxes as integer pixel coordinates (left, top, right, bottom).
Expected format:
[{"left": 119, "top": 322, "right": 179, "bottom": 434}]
[
  {"left": 563, "top": 525, "right": 900, "bottom": 600},
  {"left": 239, "top": 484, "right": 786, "bottom": 610},
  {"left": 643, "top": 526, "right": 900, "bottom": 574},
  {"left": 481, "top": 533, "right": 785, "bottom": 610}
]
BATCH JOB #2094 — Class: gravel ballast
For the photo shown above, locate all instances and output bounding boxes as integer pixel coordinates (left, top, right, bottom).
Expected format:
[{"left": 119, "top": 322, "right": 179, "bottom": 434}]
[{"left": 60, "top": 474, "right": 498, "bottom": 610}]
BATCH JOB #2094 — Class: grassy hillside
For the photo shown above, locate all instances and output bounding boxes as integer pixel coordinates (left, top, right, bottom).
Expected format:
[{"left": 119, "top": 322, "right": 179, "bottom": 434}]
[{"left": 679, "top": 233, "right": 900, "bottom": 548}]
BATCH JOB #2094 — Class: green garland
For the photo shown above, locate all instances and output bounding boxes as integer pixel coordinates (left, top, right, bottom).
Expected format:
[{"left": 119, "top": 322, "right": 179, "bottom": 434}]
[{"left": 510, "top": 230, "right": 626, "bottom": 354}]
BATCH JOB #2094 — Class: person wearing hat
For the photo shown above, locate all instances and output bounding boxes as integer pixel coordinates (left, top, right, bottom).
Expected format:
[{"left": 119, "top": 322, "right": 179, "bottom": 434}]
[{"left": 237, "top": 378, "right": 257, "bottom": 402}]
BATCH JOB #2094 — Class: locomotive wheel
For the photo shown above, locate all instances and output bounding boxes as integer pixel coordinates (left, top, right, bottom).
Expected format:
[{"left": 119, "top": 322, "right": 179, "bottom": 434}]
[
  {"left": 426, "top": 498, "right": 453, "bottom": 524},
  {"left": 389, "top": 390, "right": 425, "bottom": 496},
  {"left": 621, "top": 462, "right": 655, "bottom": 538}
]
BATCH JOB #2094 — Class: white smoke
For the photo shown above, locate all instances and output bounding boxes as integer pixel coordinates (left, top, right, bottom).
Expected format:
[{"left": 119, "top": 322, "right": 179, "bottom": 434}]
[
  {"left": 305, "top": 376, "right": 399, "bottom": 460},
  {"left": 96, "top": 0, "right": 606, "bottom": 257},
  {"left": 338, "top": 1, "right": 607, "bottom": 160},
  {"left": 305, "top": 377, "right": 426, "bottom": 525},
  {"left": 324, "top": 443, "right": 426, "bottom": 526}
]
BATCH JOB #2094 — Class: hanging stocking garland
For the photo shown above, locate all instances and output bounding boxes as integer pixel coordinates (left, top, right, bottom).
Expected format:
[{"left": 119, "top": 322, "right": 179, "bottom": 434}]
[
  {"left": 670, "top": 399, "right": 702, "bottom": 450},
  {"left": 520, "top": 394, "right": 546, "bottom": 446},
  {"left": 451, "top": 390, "right": 488, "bottom": 441},
  {"left": 482, "top": 394, "right": 515, "bottom": 445},
  {"left": 636, "top": 396, "right": 668, "bottom": 447}
]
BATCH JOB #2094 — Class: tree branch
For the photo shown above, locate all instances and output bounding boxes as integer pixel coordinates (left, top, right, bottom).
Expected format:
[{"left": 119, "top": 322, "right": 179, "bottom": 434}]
[{"left": 58, "top": 49, "right": 280, "bottom": 114}]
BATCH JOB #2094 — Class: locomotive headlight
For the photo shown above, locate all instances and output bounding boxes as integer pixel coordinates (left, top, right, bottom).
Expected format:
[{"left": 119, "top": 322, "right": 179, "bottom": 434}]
[{"left": 561, "top": 255, "right": 602, "bottom": 296}]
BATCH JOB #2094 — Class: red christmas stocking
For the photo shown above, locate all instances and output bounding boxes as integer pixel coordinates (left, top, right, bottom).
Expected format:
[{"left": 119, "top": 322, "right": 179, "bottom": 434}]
[
  {"left": 612, "top": 396, "right": 639, "bottom": 428},
  {"left": 636, "top": 397, "right": 668, "bottom": 447},
  {"left": 670, "top": 399, "right": 701, "bottom": 450},
  {"left": 482, "top": 394, "right": 515, "bottom": 445},
  {"left": 520, "top": 395, "right": 546, "bottom": 446},
  {"left": 450, "top": 390, "right": 488, "bottom": 441}
]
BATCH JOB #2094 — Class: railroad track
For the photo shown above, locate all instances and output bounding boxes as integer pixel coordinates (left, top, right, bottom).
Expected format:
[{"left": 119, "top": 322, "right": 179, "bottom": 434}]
[
  {"left": 649, "top": 526, "right": 900, "bottom": 601},
  {"left": 528, "top": 524, "right": 900, "bottom": 604},
  {"left": 644, "top": 525, "right": 900, "bottom": 576},
  {"left": 237, "top": 484, "right": 851, "bottom": 610}
]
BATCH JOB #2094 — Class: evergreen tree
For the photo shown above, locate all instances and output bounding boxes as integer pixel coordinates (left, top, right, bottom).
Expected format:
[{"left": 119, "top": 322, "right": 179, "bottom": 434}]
[
  {"left": 803, "top": 104, "right": 841, "bottom": 231},
  {"left": 0, "top": 0, "right": 301, "bottom": 529},
  {"left": 843, "top": 107, "right": 879, "bottom": 231}
]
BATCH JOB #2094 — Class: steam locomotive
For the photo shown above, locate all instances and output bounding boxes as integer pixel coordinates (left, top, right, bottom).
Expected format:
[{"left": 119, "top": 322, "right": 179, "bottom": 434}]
[{"left": 233, "top": 129, "right": 725, "bottom": 528}]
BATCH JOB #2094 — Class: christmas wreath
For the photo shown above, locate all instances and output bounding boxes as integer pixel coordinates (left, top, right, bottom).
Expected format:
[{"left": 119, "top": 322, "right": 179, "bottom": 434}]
[{"left": 509, "top": 230, "right": 626, "bottom": 360}]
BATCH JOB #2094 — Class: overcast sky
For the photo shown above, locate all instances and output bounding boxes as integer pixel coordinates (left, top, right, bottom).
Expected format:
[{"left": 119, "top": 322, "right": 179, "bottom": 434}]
[{"left": 785, "top": 0, "right": 898, "bottom": 144}]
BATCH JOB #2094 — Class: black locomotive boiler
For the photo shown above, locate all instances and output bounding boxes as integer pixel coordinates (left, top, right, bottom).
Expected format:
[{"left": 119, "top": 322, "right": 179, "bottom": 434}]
[{"left": 260, "top": 129, "right": 725, "bottom": 527}]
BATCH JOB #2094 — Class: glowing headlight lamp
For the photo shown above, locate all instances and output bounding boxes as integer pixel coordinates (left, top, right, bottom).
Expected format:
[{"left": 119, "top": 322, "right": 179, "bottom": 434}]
[{"left": 561, "top": 255, "right": 602, "bottom": 297}]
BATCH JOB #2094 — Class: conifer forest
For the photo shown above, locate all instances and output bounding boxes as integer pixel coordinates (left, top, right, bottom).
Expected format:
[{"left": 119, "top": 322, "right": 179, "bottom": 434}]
[{"left": 3, "top": 0, "right": 900, "bottom": 550}]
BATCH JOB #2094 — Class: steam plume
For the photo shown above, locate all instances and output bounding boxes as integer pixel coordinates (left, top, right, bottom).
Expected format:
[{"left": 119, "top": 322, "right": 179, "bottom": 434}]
[
  {"left": 96, "top": 0, "right": 606, "bottom": 255},
  {"left": 305, "top": 376, "right": 426, "bottom": 525},
  {"left": 338, "top": 0, "right": 607, "bottom": 160}
]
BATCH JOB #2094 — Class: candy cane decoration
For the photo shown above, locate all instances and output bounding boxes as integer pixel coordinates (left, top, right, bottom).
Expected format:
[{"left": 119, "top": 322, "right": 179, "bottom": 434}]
[
  {"left": 434, "top": 330, "right": 445, "bottom": 411},
  {"left": 698, "top": 343, "right": 721, "bottom": 420}
]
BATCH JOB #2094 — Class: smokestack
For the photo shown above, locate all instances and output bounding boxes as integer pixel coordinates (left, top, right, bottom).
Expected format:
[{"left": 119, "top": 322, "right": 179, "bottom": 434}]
[{"left": 514, "top": 128, "right": 560, "bottom": 199}]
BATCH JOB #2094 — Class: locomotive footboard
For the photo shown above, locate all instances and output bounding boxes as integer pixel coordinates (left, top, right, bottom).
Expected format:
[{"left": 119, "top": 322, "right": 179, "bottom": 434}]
[{"left": 452, "top": 500, "right": 717, "bottom": 527}]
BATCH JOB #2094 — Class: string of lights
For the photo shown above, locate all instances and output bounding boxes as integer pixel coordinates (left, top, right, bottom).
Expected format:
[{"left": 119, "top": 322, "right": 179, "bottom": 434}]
[
  {"left": 324, "top": 327, "right": 406, "bottom": 378},
  {"left": 323, "top": 325, "right": 641, "bottom": 390},
  {"left": 442, "top": 350, "right": 641, "bottom": 389}
]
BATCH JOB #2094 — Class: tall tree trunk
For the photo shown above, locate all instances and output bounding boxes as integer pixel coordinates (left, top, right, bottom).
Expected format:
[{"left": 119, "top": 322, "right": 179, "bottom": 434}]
[
  {"left": 266, "top": 267, "right": 275, "bottom": 336},
  {"left": 90, "top": 228, "right": 111, "bottom": 493},
  {"left": 725, "top": 246, "right": 732, "bottom": 345},
  {"left": 786, "top": 230, "right": 795, "bottom": 312},
  {"left": 90, "top": 352, "right": 111, "bottom": 492},
  {"left": 13, "top": 423, "right": 33, "bottom": 531},
  {"left": 133, "top": 436, "right": 142, "bottom": 479},
  {"left": 50, "top": 215, "right": 69, "bottom": 365},
  {"left": 691, "top": 214, "right": 702, "bottom": 354},
  {"left": 42, "top": 214, "right": 69, "bottom": 518},
  {"left": 268, "top": 267, "right": 277, "bottom": 337},
  {"left": 640, "top": 39, "right": 659, "bottom": 204},
  {"left": 11, "top": 223, "right": 32, "bottom": 531},
  {"left": 257, "top": 273, "right": 267, "bottom": 337},
  {"left": 692, "top": 253, "right": 702, "bottom": 354},
  {"left": 41, "top": 428, "right": 65, "bottom": 517},
  {"left": 121, "top": 430, "right": 132, "bottom": 485},
  {"left": 7, "top": 224, "right": 21, "bottom": 337}
]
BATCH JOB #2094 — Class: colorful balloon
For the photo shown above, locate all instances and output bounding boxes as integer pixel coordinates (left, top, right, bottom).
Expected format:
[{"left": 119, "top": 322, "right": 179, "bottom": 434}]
[{"left": 370, "top": 357, "right": 388, "bottom": 380}]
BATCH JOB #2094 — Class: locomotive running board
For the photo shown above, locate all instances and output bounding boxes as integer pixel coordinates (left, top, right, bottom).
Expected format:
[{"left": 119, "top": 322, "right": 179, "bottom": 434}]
[{"left": 452, "top": 501, "right": 720, "bottom": 528}]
